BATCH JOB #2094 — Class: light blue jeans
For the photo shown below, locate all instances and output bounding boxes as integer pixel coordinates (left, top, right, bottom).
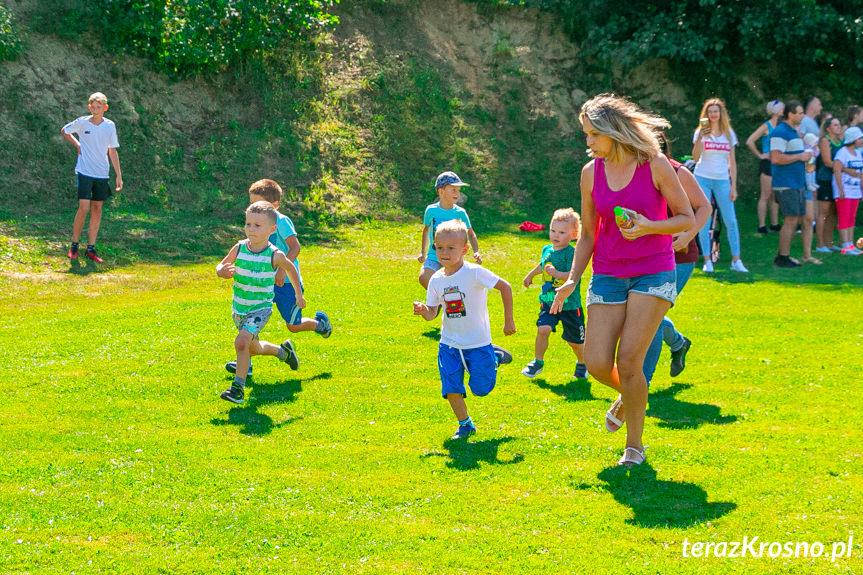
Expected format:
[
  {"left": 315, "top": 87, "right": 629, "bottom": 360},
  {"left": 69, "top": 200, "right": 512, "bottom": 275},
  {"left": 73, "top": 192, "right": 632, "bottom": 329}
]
[
  {"left": 696, "top": 175, "right": 741, "bottom": 258},
  {"left": 643, "top": 262, "right": 695, "bottom": 385}
]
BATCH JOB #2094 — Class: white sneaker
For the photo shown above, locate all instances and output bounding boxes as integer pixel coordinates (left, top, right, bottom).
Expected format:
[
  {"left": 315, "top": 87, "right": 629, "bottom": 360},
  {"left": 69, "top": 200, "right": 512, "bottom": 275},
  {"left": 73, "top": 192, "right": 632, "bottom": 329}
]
[
  {"left": 702, "top": 260, "right": 714, "bottom": 273},
  {"left": 814, "top": 246, "right": 831, "bottom": 254},
  {"left": 730, "top": 260, "right": 749, "bottom": 273}
]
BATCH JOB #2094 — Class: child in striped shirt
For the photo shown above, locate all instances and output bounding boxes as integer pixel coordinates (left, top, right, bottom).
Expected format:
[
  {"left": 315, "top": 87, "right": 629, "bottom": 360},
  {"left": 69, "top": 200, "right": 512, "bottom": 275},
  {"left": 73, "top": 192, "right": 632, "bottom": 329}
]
[{"left": 216, "top": 201, "right": 305, "bottom": 404}]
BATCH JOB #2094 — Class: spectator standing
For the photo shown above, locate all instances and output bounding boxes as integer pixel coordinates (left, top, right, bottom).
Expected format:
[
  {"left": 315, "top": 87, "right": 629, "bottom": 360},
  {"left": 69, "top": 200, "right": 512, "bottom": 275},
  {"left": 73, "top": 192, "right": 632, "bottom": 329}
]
[
  {"left": 799, "top": 96, "right": 822, "bottom": 137},
  {"left": 746, "top": 100, "right": 784, "bottom": 235},
  {"left": 815, "top": 115, "right": 843, "bottom": 253},
  {"left": 831, "top": 126, "right": 863, "bottom": 255}
]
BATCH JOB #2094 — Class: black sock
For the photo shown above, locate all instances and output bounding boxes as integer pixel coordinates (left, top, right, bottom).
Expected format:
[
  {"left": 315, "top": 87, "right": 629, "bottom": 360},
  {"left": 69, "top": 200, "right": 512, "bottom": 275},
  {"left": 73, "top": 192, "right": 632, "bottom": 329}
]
[
  {"left": 86, "top": 244, "right": 95, "bottom": 253},
  {"left": 70, "top": 242, "right": 79, "bottom": 253}
]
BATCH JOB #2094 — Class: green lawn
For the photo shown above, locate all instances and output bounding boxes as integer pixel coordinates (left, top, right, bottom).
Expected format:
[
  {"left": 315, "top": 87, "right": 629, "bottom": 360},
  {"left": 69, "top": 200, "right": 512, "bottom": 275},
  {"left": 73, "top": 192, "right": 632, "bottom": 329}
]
[{"left": 1, "top": 220, "right": 862, "bottom": 574}]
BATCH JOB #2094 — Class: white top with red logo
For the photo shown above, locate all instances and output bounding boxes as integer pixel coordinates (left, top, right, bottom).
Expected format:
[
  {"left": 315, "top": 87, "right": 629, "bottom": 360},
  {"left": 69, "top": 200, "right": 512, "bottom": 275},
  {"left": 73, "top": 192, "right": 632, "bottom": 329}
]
[
  {"left": 692, "top": 129, "right": 737, "bottom": 181},
  {"left": 427, "top": 262, "right": 500, "bottom": 349}
]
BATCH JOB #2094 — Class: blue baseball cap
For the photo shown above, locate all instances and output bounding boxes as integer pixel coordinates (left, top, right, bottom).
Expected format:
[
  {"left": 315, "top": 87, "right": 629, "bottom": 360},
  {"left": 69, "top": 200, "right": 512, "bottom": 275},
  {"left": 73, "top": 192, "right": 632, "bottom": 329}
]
[{"left": 435, "top": 171, "right": 469, "bottom": 189}]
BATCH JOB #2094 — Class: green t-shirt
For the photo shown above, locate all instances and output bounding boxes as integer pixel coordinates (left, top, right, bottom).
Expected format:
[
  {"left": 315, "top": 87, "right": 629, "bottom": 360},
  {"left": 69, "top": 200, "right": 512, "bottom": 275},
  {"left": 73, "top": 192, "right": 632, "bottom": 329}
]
[{"left": 538, "top": 244, "right": 581, "bottom": 310}]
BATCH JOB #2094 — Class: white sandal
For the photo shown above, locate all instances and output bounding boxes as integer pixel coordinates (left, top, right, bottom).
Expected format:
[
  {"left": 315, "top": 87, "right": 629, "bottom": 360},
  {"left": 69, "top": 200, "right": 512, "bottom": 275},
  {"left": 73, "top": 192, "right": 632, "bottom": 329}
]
[
  {"left": 618, "top": 446, "right": 647, "bottom": 466},
  {"left": 605, "top": 395, "right": 625, "bottom": 432}
]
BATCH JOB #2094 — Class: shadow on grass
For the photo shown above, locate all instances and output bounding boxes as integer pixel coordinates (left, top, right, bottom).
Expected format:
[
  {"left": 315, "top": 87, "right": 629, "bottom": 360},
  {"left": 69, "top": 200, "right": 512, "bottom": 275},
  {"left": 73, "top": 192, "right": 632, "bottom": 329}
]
[
  {"left": 534, "top": 377, "right": 594, "bottom": 402},
  {"left": 422, "top": 436, "right": 525, "bottom": 471},
  {"left": 647, "top": 382, "right": 737, "bottom": 429},
  {"left": 66, "top": 257, "right": 102, "bottom": 276},
  {"left": 209, "top": 372, "right": 330, "bottom": 436},
  {"left": 592, "top": 463, "right": 737, "bottom": 528},
  {"left": 421, "top": 328, "right": 440, "bottom": 340}
]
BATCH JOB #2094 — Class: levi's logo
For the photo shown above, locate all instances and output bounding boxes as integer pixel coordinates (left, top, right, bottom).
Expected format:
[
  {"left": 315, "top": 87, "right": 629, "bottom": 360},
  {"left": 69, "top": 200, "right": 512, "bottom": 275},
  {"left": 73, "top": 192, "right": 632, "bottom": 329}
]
[{"left": 703, "top": 141, "right": 731, "bottom": 152}]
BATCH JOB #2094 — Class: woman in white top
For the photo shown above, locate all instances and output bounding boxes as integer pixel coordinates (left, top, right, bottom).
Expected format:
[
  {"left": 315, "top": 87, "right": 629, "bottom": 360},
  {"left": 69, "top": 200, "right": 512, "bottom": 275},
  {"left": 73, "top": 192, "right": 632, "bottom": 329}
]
[
  {"left": 745, "top": 100, "right": 784, "bottom": 234},
  {"left": 831, "top": 126, "right": 863, "bottom": 255},
  {"left": 692, "top": 98, "right": 748, "bottom": 273}
]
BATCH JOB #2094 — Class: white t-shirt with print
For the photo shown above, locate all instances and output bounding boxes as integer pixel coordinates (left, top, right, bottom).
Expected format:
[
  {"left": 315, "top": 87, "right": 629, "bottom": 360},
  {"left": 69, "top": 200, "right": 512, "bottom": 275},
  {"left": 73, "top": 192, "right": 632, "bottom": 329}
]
[
  {"left": 832, "top": 146, "right": 863, "bottom": 200},
  {"left": 61, "top": 116, "right": 120, "bottom": 179},
  {"left": 692, "top": 129, "right": 737, "bottom": 181},
  {"left": 426, "top": 262, "right": 500, "bottom": 349}
]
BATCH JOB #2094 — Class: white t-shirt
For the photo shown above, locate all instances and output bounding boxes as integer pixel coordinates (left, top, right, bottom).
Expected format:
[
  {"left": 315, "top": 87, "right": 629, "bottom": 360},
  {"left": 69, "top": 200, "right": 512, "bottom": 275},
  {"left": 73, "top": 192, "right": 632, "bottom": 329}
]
[
  {"left": 426, "top": 262, "right": 500, "bottom": 349},
  {"left": 832, "top": 146, "right": 863, "bottom": 200},
  {"left": 692, "top": 129, "right": 737, "bottom": 181},
  {"left": 61, "top": 116, "right": 120, "bottom": 179}
]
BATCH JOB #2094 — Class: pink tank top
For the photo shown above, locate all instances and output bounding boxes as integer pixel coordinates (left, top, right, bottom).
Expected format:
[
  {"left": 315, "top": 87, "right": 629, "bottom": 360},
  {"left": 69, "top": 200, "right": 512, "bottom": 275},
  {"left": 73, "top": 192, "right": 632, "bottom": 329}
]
[{"left": 591, "top": 158, "right": 675, "bottom": 278}]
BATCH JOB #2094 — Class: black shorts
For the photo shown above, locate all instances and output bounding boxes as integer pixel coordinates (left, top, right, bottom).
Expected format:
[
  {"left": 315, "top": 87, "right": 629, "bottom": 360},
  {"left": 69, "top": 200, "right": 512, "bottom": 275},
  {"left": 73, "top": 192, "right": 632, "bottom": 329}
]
[
  {"left": 536, "top": 303, "right": 585, "bottom": 344},
  {"left": 816, "top": 180, "right": 834, "bottom": 203},
  {"left": 759, "top": 158, "right": 772, "bottom": 177},
  {"left": 77, "top": 173, "right": 112, "bottom": 202}
]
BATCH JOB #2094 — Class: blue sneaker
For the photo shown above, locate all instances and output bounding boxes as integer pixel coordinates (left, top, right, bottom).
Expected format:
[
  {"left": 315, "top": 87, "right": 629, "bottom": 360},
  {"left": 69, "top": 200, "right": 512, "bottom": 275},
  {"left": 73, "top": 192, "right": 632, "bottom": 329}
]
[
  {"left": 281, "top": 340, "right": 300, "bottom": 370},
  {"left": 451, "top": 422, "right": 476, "bottom": 440},
  {"left": 492, "top": 344, "right": 512, "bottom": 366},
  {"left": 314, "top": 311, "right": 333, "bottom": 338},
  {"left": 225, "top": 361, "right": 253, "bottom": 377},
  {"left": 574, "top": 362, "right": 589, "bottom": 380},
  {"left": 521, "top": 360, "right": 543, "bottom": 378}
]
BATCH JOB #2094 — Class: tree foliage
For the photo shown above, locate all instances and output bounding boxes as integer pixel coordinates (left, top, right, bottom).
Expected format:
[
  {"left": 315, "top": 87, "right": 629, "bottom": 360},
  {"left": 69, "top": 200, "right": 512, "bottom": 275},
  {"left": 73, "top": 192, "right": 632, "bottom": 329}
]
[{"left": 96, "top": 0, "right": 339, "bottom": 74}]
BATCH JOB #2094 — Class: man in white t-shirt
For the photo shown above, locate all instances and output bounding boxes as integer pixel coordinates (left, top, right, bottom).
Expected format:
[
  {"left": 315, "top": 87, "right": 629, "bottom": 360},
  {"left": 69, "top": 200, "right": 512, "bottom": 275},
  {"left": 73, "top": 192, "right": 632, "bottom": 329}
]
[
  {"left": 61, "top": 92, "right": 123, "bottom": 263},
  {"left": 413, "top": 220, "right": 515, "bottom": 440}
]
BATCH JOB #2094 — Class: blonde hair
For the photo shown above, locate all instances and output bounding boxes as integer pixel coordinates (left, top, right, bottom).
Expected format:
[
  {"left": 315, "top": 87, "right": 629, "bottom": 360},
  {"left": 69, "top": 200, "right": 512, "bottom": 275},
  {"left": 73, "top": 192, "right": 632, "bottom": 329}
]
[
  {"left": 246, "top": 200, "right": 277, "bottom": 225},
  {"left": 435, "top": 219, "right": 468, "bottom": 245},
  {"left": 579, "top": 93, "right": 669, "bottom": 163},
  {"left": 551, "top": 207, "right": 581, "bottom": 239},
  {"left": 88, "top": 92, "right": 108, "bottom": 105},
  {"left": 698, "top": 98, "right": 734, "bottom": 139}
]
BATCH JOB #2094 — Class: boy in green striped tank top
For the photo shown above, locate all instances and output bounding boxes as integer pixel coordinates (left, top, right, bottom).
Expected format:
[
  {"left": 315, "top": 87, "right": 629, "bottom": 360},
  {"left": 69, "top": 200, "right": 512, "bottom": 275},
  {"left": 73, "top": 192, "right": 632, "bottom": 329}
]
[{"left": 216, "top": 201, "right": 305, "bottom": 404}]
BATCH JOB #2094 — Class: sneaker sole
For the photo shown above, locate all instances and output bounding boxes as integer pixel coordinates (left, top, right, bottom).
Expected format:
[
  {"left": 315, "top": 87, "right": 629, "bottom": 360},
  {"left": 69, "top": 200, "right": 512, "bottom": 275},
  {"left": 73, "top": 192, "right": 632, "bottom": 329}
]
[
  {"left": 670, "top": 338, "right": 691, "bottom": 377},
  {"left": 224, "top": 362, "right": 253, "bottom": 377},
  {"left": 219, "top": 392, "right": 244, "bottom": 404},
  {"left": 492, "top": 344, "right": 512, "bottom": 365},
  {"left": 315, "top": 312, "right": 333, "bottom": 338},
  {"left": 521, "top": 368, "right": 543, "bottom": 378}
]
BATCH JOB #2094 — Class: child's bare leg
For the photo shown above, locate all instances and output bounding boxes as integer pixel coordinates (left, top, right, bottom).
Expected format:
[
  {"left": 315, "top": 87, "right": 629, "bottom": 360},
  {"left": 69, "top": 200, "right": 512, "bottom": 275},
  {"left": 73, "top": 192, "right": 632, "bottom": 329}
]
[
  {"left": 87, "top": 201, "right": 104, "bottom": 245},
  {"left": 234, "top": 331, "right": 254, "bottom": 380},
  {"left": 286, "top": 318, "right": 318, "bottom": 333},
  {"left": 568, "top": 341, "right": 585, "bottom": 363},
  {"left": 418, "top": 267, "right": 435, "bottom": 290},
  {"left": 72, "top": 200, "right": 91, "bottom": 243},
  {"left": 446, "top": 394, "right": 469, "bottom": 421},
  {"left": 249, "top": 338, "right": 281, "bottom": 357},
  {"left": 534, "top": 326, "right": 552, "bottom": 360}
]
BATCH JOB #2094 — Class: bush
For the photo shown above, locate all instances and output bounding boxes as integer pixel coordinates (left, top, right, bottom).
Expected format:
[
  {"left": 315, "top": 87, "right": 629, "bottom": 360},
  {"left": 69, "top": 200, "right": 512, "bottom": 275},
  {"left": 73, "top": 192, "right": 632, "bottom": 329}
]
[{"left": 0, "top": 3, "right": 22, "bottom": 61}]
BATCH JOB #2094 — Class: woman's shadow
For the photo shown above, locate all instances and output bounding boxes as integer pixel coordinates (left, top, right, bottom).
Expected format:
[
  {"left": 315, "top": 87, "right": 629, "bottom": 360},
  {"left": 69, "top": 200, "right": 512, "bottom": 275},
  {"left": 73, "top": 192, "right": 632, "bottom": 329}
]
[
  {"left": 591, "top": 463, "right": 736, "bottom": 527},
  {"left": 210, "top": 372, "right": 331, "bottom": 436},
  {"left": 534, "top": 377, "right": 594, "bottom": 402},
  {"left": 647, "top": 382, "right": 737, "bottom": 429},
  {"left": 422, "top": 436, "right": 525, "bottom": 471}
]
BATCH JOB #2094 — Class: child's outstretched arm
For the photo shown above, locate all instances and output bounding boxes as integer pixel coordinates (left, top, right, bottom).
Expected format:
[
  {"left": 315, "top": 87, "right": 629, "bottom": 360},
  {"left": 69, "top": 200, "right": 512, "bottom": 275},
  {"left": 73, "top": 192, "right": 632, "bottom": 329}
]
[
  {"left": 273, "top": 251, "right": 306, "bottom": 308},
  {"left": 467, "top": 228, "right": 482, "bottom": 264},
  {"left": 543, "top": 263, "right": 569, "bottom": 280},
  {"left": 418, "top": 224, "right": 430, "bottom": 263},
  {"left": 216, "top": 243, "right": 240, "bottom": 279},
  {"left": 413, "top": 301, "right": 439, "bottom": 321},
  {"left": 522, "top": 263, "right": 542, "bottom": 287},
  {"left": 494, "top": 279, "right": 516, "bottom": 335}
]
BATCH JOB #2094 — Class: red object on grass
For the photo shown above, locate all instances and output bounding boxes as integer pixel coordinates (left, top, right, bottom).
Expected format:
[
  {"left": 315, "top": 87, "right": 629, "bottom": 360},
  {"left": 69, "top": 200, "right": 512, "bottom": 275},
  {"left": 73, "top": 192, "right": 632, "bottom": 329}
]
[{"left": 518, "top": 221, "right": 546, "bottom": 232}]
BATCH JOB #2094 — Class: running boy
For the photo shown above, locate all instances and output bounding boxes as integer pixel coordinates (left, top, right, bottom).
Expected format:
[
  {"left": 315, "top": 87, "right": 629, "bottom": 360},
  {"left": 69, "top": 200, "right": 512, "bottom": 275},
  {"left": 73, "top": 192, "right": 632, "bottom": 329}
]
[
  {"left": 521, "top": 208, "right": 588, "bottom": 380},
  {"left": 417, "top": 171, "right": 481, "bottom": 289},
  {"left": 413, "top": 220, "right": 516, "bottom": 440},
  {"left": 61, "top": 92, "right": 123, "bottom": 263},
  {"left": 225, "top": 179, "right": 333, "bottom": 377},
  {"left": 217, "top": 201, "right": 305, "bottom": 404}
]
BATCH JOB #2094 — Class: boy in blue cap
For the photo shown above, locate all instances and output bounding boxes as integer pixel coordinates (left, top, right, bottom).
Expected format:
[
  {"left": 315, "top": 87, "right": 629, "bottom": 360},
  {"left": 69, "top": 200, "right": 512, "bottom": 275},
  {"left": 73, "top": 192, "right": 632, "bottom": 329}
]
[{"left": 417, "top": 171, "right": 482, "bottom": 289}]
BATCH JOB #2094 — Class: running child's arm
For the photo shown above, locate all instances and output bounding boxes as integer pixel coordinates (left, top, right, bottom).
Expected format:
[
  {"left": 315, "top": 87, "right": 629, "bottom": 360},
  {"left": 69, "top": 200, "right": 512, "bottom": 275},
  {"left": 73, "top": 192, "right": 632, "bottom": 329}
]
[
  {"left": 274, "top": 236, "right": 301, "bottom": 287},
  {"left": 467, "top": 228, "right": 481, "bottom": 264},
  {"left": 413, "top": 301, "right": 439, "bottom": 321},
  {"left": 108, "top": 148, "right": 123, "bottom": 191},
  {"left": 543, "top": 263, "right": 569, "bottom": 280},
  {"left": 494, "top": 279, "right": 516, "bottom": 335},
  {"left": 418, "top": 224, "right": 430, "bottom": 263},
  {"left": 522, "top": 263, "right": 542, "bottom": 287},
  {"left": 216, "top": 243, "right": 240, "bottom": 279},
  {"left": 272, "top": 251, "right": 305, "bottom": 308}
]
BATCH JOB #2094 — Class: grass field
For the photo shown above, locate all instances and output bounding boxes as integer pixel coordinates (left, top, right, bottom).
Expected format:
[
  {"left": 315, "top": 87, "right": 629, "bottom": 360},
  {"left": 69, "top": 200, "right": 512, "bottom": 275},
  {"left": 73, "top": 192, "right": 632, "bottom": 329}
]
[{"left": 1, "top": 218, "right": 862, "bottom": 574}]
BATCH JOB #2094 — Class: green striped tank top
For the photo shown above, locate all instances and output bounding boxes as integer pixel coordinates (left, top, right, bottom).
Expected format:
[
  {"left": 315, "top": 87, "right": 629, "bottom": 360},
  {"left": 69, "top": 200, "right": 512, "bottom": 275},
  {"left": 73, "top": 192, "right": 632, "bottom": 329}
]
[{"left": 232, "top": 240, "right": 277, "bottom": 316}]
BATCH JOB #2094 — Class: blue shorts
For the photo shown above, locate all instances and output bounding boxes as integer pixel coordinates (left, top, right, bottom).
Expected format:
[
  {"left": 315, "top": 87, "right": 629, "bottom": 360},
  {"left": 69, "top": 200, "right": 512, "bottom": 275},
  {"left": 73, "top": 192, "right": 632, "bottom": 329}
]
[
  {"left": 537, "top": 304, "right": 585, "bottom": 344},
  {"left": 586, "top": 270, "right": 677, "bottom": 307},
  {"left": 77, "top": 173, "right": 111, "bottom": 202},
  {"left": 438, "top": 343, "right": 497, "bottom": 398},
  {"left": 273, "top": 282, "right": 304, "bottom": 326},
  {"left": 422, "top": 259, "right": 443, "bottom": 272},
  {"left": 232, "top": 308, "right": 272, "bottom": 337}
]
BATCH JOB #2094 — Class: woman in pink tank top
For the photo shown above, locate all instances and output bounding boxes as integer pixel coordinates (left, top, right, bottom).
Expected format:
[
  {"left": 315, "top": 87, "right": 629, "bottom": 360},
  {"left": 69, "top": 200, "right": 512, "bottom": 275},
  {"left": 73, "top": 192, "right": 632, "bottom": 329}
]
[{"left": 551, "top": 94, "right": 695, "bottom": 467}]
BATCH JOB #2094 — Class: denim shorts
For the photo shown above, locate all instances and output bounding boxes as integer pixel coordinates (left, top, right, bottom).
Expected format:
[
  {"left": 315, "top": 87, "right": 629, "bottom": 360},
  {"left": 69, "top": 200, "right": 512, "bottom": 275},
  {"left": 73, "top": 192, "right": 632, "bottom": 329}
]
[
  {"left": 586, "top": 270, "right": 677, "bottom": 307},
  {"left": 422, "top": 259, "right": 443, "bottom": 272}
]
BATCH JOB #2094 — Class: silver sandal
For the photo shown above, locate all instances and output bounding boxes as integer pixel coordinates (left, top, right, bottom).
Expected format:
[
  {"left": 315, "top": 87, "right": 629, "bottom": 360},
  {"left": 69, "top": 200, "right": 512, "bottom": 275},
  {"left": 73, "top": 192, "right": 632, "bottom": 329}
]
[
  {"left": 618, "top": 446, "right": 647, "bottom": 466},
  {"left": 605, "top": 395, "right": 625, "bottom": 432}
]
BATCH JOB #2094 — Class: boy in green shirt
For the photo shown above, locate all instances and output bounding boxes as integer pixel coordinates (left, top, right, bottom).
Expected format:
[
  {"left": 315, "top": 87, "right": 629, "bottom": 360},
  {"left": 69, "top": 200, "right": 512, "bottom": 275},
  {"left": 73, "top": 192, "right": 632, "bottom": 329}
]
[{"left": 521, "top": 208, "right": 588, "bottom": 380}]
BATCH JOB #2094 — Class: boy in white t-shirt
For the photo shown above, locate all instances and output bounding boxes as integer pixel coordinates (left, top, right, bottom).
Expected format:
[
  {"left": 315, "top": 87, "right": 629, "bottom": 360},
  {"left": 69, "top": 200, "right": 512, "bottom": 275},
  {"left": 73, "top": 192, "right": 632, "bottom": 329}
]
[
  {"left": 61, "top": 92, "right": 123, "bottom": 263},
  {"left": 413, "top": 220, "right": 516, "bottom": 440}
]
